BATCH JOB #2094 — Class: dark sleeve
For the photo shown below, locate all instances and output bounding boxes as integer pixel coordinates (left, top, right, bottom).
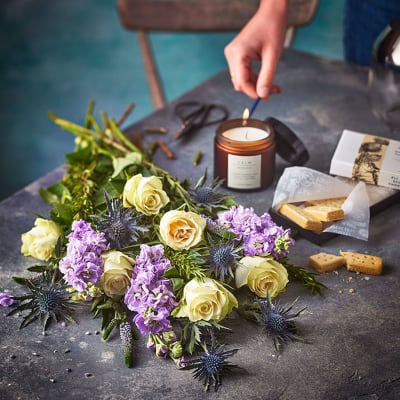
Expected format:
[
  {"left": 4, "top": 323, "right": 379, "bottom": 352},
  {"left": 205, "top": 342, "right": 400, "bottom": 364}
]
[{"left": 343, "top": 0, "right": 400, "bottom": 65}]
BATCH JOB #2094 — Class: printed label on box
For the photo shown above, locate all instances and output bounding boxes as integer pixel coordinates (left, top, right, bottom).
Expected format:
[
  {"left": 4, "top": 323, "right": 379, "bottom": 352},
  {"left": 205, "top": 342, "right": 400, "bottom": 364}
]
[{"left": 330, "top": 130, "right": 400, "bottom": 190}]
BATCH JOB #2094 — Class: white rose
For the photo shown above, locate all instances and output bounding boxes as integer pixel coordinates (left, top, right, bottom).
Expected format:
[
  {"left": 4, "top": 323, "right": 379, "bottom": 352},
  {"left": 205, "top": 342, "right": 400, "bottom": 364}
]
[
  {"left": 235, "top": 256, "right": 288, "bottom": 298},
  {"left": 101, "top": 251, "right": 135, "bottom": 299},
  {"left": 21, "top": 218, "right": 62, "bottom": 261},
  {"left": 159, "top": 210, "right": 206, "bottom": 250},
  {"left": 123, "top": 173, "right": 169, "bottom": 215},
  {"left": 176, "top": 277, "right": 238, "bottom": 322}
]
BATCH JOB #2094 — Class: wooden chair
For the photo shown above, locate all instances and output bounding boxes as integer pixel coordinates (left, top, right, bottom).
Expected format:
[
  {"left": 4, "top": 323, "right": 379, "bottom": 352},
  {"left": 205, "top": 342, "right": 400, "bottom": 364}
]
[{"left": 117, "top": 0, "right": 319, "bottom": 109}]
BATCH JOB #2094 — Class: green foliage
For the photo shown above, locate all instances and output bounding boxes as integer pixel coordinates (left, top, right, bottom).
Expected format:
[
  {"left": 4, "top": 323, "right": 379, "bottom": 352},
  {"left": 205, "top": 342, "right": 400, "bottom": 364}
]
[
  {"left": 45, "top": 101, "right": 207, "bottom": 228},
  {"left": 181, "top": 320, "right": 227, "bottom": 355},
  {"left": 283, "top": 260, "right": 326, "bottom": 295},
  {"left": 164, "top": 248, "right": 208, "bottom": 299}
]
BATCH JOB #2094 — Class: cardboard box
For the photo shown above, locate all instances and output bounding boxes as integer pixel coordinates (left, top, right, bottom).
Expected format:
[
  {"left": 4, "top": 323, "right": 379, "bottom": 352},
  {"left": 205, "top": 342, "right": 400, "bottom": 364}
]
[{"left": 330, "top": 130, "right": 400, "bottom": 190}]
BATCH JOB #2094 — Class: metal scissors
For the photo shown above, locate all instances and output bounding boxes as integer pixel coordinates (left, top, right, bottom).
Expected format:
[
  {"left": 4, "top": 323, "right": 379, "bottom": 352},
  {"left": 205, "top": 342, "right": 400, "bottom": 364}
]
[{"left": 174, "top": 100, "right": 229, "bottom": 140}]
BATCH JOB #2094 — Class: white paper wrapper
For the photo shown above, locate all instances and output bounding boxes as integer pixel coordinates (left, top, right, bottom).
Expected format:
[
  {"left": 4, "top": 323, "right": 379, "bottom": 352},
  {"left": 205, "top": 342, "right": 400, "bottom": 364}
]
[{"left": 272, "top": 167, "right": 370, "bottom": 241}]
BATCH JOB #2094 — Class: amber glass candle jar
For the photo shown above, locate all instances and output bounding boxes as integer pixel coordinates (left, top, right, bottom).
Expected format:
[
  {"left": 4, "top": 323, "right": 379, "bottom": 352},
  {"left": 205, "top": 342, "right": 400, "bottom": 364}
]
[{"left": 214, "top": 118, "right": 275, "bottom": 190}]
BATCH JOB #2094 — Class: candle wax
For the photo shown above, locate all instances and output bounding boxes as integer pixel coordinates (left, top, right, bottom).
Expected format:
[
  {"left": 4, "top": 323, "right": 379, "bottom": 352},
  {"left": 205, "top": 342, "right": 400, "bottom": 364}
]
[{"left": 222, "top": 126, "right": 269, "bottom": 141}]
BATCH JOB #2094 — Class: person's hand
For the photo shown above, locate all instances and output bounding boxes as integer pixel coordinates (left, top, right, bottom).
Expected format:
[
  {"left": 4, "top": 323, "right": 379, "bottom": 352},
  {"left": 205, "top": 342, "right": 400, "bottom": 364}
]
[{"left": 224, "top": 0, "right": 289, "bottom": 99}]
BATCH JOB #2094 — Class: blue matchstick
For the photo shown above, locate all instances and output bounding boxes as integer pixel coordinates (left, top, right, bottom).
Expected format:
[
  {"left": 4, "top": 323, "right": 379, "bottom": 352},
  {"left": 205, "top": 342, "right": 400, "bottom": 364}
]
[{"left": 248, "top": 97, "right": 261, "bottom": 118}]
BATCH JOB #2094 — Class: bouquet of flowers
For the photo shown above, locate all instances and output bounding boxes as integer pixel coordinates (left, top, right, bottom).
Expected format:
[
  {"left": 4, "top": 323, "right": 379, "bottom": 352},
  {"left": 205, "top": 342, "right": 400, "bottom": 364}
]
[{"left": 0, "top": 103, "right": 324, "bottom": 392}]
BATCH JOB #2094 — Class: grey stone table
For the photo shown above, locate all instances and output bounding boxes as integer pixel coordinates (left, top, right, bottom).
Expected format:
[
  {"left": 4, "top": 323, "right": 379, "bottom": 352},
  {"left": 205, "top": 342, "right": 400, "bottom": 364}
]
[{"left": 1, "top": 49, "right": 399, "bottom": 400}]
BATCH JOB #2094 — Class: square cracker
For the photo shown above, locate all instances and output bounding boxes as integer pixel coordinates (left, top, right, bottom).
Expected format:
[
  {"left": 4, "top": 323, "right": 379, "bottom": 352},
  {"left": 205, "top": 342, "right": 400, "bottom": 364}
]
[
  {"left": 308, "top": 252, "right": 345, "bottom": 272},
  {"left": 340, "top": 251, "right": 383, "bottom": 275}
]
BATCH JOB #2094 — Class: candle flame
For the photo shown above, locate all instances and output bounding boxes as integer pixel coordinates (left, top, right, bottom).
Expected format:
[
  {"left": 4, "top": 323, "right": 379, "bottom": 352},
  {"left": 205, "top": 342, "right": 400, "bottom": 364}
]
[{"left": 242, "top": 108, "right": 249, "bottom": 126}]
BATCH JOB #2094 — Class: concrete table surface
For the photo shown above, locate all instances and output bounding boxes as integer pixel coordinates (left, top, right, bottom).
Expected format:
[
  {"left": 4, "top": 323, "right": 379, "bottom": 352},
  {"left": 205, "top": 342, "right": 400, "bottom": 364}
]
[{"left": 1, "top": 49, "right": 399, "bottom": 400}]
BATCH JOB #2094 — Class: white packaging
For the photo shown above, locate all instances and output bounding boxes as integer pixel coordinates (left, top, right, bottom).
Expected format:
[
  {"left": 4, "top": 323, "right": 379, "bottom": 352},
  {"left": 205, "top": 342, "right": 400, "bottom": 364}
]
[{"left": 330, "top": 129, "right": 400, "bottom": 190}]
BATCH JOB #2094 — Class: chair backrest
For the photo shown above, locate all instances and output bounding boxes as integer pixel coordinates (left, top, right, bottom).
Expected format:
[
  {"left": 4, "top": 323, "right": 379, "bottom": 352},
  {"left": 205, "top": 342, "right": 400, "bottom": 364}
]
[{"left": 118, "top": 0, "right": 319, "bottom": 32}]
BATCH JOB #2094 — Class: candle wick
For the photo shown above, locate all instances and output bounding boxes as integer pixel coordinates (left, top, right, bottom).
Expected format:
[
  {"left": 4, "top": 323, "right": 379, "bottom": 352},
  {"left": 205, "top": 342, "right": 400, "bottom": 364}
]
[{"left": 245, "top": 130, "right": 249, "bottom": 140}]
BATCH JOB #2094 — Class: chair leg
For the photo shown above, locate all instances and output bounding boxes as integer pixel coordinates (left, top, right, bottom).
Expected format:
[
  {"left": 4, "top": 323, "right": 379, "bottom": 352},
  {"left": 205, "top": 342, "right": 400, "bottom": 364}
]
[
  {"left": 284, "top": 26, "right": 296, "bottom": 48},
  {"left": 137, "top": 30, "right": 166, "bottom": 110}
]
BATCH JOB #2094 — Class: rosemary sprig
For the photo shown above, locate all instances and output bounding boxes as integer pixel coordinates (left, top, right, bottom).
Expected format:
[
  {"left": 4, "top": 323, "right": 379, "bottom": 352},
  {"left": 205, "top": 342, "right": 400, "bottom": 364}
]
[{"left": 283, "top": 260, "right": 326, "bottom": 295}]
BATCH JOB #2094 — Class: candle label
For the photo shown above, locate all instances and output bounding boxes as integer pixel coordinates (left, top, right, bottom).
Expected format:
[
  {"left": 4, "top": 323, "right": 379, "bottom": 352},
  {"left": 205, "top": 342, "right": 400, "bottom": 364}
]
[{"left": 227, "top": 154, "right": 261, "bottom": 189}]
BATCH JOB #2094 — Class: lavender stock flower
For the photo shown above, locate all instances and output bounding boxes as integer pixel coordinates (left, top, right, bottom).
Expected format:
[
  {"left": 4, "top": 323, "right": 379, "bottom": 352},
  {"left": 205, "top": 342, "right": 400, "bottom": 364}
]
[
  {"left": 216, "top": 206, "right": 294, "bottom": 259},
  {"left": 0, "top": 292, "right": 15, "bottom": 307},
  {"left": 124, "top": 244, "right": 177, "bottom": 336},
  {"left": 59, "top": 220, "right": 109, "bottom": 295}
]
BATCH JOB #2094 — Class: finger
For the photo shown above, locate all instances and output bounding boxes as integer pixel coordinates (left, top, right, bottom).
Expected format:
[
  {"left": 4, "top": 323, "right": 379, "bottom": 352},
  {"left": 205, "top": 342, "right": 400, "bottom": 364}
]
[
  {"left": 256, "top": 48, "right": 280, "bottom": 99},
  {"left": 225, "top": 45, "right": 258, "bottom": 98}
]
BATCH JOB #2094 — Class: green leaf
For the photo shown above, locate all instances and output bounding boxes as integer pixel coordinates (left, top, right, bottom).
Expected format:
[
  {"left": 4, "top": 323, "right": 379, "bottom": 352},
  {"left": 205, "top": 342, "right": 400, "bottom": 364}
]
[
  {"left": 112, "top": 153, "right": 143, "bottom": 178},
  {"left": 12, "top": 276, "right": 30, "bottom": 286},
  {"left": 97, "top": 299, "right": 115, "bottom": 310},
  {"left": 27, "top": 265, "right": 49, "bottom": 273},
  {"left": 193, "top": 324, "right": 201, "bottom": 343},
  {"left": 170, "top": 278, "right": 185, "bottom": 293},
  {"left": 103, "top": 318, "right": 119, "bottom": 341},
  {"left": 54, "top": 236, "right": 63, "bottom": 259},
  {"left": 100, "top": 309, "right": 114, "bottom": 330},
  {"left": 39, "top": 187, "right": 60, "bottom": 205},
  {"left": 99, "top": 179, "right": 125, "bottom": 200},
  {"left": 49, "top": 182, "right": 70, "bottom": 197},
  {"left": 90, "top": 296, "right": 104, "bottom": 313},
  {"left": 94, "top": 154, "right": 113, "bottom": 172},
  {"left": 65, "top": 146, "right": 92, "bottom": 164},
  {"left": 49, "top": 203, "right": 73, "bottom": 226}
]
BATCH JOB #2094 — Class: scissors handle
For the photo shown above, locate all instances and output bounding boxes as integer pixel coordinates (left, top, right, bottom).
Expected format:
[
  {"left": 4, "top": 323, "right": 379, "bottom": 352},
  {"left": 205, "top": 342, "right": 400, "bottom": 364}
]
[
  {"left": 174, "top": 100, "right": 229, "bottom": 140},
  {"left": 200, "top": 104, "right": 229, "bottom": 126},
  {"left": 174, "top": 101, "right": 205, "bottom": 118}
]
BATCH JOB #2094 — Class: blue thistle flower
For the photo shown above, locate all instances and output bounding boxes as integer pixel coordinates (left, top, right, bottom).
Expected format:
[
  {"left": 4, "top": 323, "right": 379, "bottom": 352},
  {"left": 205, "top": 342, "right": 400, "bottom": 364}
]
[
  {"left": 190, "top": 172, "right": 230, "bottom": 210},
  {"left": 92, "top": 192, "right": 149, "bottom": 249},
  {"left": 182, "top": 336, "right": 239, "bottom": 391},
  {"left": 7, "top": 274, "right": 77, "bottom": 331},
  {"left": 206, "top": 234, "right": 242, "bottom": 282},
  {"left": 258, "top": 293, "right": 306, "bottom": 352}
]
